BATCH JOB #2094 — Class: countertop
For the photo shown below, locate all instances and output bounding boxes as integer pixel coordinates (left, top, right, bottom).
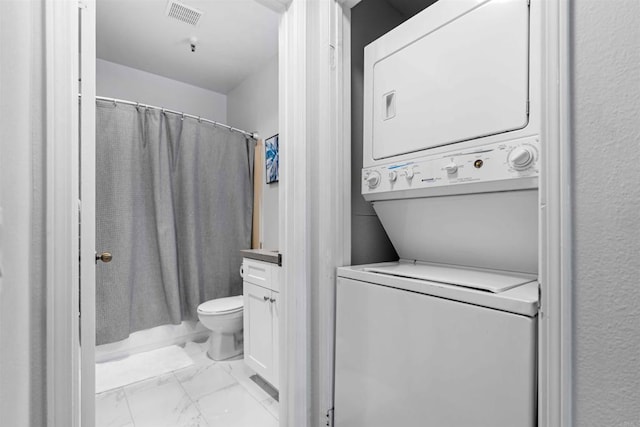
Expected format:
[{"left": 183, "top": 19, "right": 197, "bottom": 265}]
[{"left": 240, "top": 249, "right": 281, "bottom": 266}]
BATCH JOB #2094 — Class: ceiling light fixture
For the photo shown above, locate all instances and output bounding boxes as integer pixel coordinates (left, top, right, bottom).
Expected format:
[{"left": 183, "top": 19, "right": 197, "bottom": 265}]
[{"left": 189, "top": 36, "right": 198, "bottom": 53}]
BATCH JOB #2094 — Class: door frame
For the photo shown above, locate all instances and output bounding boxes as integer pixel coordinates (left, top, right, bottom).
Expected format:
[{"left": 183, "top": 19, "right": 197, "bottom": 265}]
[
  {"left": 45, "top": 0, "right": 82, "bottom": 425},
  {"left": 323, "top": 1, "right": 574, "bottom": 426},
  {"left": 277, "top": 1, "right": 352, "bottom": 425},
  {"left": 79, "top": 1, "right": 97, "bottom": 426},
  {"left": 45, "top": 0, "right": 97, "bottom": 425},
  {"left": 47, "top": 1, "right": 572, "bottom": 427},
  {"left": 537, "top": 0, "right": 574, "bottom": 425}
]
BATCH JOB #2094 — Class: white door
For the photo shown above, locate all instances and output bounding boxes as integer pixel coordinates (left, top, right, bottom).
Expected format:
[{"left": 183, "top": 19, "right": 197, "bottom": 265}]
[
  {"left": 79, "top": 1, "right": 97, "bottom": 426},
  {"left": 244, "top": 282, "right": 274, "bottom": 379}
]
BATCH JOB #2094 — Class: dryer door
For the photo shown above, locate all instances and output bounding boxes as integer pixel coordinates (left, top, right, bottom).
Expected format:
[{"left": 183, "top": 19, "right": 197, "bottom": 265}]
[{"left": 365, "top": 0, "right": 530, "bottom": 161}]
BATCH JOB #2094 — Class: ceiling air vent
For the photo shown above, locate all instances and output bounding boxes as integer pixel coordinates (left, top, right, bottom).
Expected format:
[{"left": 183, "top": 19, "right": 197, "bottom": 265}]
[{"left": 165, "top": 1, "right": 203, "bottom": 26}]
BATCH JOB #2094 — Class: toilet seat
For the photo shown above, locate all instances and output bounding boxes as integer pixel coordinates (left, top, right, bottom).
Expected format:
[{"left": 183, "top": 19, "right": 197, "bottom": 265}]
[{"left": 197, "top": 295, "right": 243, "bottom": 315}]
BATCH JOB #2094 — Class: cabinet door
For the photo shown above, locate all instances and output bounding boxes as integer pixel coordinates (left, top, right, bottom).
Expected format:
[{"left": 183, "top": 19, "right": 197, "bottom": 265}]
[
  {"left": 243, "top": 282, "right": 273, "bottom": 379},
  {"left": 270, "top": 290, "right": 280, "bottom": 390}
]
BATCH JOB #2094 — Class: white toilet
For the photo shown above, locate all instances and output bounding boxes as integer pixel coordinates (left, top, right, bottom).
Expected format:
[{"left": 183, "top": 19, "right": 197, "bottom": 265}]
[{"left": 197, "top": 295, "right": 244, "bottom": 361}]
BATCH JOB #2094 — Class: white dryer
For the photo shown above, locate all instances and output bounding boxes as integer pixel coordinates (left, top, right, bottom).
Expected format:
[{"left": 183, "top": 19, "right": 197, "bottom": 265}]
[{"left": 335, "top": 0, "right": 542, "bottom": 425}]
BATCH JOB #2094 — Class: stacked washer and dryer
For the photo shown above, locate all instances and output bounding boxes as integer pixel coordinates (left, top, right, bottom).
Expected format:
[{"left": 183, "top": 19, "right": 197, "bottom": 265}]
[{"left": 335, "top": 0, "right": 541, "bottom": 426}]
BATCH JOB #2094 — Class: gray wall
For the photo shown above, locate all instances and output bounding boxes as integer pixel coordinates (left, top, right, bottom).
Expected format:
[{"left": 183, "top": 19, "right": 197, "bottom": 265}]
[
  {"left": 350, "top": 0, "right": 404, "bottom": 265},
  {"left": 228, "top": 56, "right": 280, "bottom": 250},
  {"left": 350, "top": 0, "right": 435, "bottom": 265},
  {"left": 572, "top": 0, "right": 640, "bottom": 425},
  {"left": 0, "top": 0, "right": 47, "bottom": 425}
]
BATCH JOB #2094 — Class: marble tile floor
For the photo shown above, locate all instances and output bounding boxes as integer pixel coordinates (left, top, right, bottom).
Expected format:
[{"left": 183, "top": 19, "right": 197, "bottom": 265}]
[{"left": 96, "top": 341, "right": 279, "bottom": 427}]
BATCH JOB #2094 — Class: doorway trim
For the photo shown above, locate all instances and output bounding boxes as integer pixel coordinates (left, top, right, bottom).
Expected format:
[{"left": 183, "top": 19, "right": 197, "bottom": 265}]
[
  {"left": 45, "top": 0, "right": 81, "bottom": 426},
  {"left": 305, "top": 0, "right": 574, "bottom": 426},
  {"left": 277, "top": 1, "right": 352, "bottom": 425},
  {"left": 538, "top": 0, "right": 573, "bottom": 425},
  {"left": 79, "top": 1, "right": 97, "bottom": 426}
]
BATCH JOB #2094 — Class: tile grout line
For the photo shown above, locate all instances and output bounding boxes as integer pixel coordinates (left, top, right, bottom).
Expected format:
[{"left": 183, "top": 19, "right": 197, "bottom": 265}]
[
  {"left": 184, "top": 356, "right": 276, "bottom": 422},
  {"left": 99, "top": 341, "right": 277, "bottom": 427},
  {"left": 171, "top": 371, "right": 212, "bottom": 427},
  {"left": 172, "top": 357, "right": 237, "bottom": 424},
  {"left": 172, "top": 371, "right": 199, "bottom": 406},
  {"left": 256, "top": 395, "right": 279, "bottom": 422},
  {"left": 120, "top": 386, "right": 137, "bottom": 427},
  {"left": 225, "top": 367, "right": 279, "bottom": 421}
]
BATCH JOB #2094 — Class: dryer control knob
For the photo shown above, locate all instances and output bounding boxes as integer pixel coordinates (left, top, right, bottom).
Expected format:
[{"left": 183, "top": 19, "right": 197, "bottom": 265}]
[
  {"left": 444, "top": 163, "right": 458, "bottom": 174},
  {"left": 388, "top": 170, "right": 398, "bottom": 182},
  {"left": 365, "top": 171, "right": 381, "bottom": 188},
  {"left": 405, "top": 168, "right": 415, "bottom": 180},
  {"left": 509, "top": 146, "right": 535, "bottom": 170}
]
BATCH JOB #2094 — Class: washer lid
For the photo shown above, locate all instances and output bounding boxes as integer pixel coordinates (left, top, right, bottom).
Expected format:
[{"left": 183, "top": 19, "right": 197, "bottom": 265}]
[
  {"left": 338, "top": 261, "right": 539, "bottom": 317},
  {"left": 363, "top": 262, "right": 532, "bottom": 293},
  {"left": 197, "top": 296, "right": 243, "bottom": 314}
]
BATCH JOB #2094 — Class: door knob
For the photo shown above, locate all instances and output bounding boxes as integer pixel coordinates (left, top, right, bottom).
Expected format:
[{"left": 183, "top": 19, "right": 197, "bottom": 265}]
[{"left": 96, "top": 252, "right": 113, "bottom": 263}]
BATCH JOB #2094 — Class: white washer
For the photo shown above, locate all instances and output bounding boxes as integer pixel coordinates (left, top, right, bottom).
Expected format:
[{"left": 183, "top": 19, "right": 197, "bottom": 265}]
[{"left": 335, "top": 262, "right": 538, "bottom": 427}]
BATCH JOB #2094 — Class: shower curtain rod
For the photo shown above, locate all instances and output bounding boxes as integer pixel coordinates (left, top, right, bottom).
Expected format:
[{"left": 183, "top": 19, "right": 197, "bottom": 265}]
[{"left": 94, "top": 96, "right": 259, "bottom": 139}]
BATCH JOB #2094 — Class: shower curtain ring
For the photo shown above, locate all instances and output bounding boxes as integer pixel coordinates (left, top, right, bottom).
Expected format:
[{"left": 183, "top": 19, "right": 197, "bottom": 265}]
[
  {"left": 181, "top": 113, "right": 185, "bottom": 121},
  {"left": 112, "top": 99, "right": 117, "bottom": 107},
  {"left": 198, "top": 117, "right": 202, "bottom": 123}
]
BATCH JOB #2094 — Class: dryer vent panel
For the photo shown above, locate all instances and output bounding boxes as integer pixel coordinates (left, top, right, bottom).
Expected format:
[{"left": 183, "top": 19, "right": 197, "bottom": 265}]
[{"left": 165, "top": 1, "right": 203, "bottom": 26}]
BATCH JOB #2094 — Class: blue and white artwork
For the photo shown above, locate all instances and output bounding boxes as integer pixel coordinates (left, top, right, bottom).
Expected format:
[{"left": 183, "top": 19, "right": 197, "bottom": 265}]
[{"left": 265, "top": 134, "right": 279, "bottom": 184}]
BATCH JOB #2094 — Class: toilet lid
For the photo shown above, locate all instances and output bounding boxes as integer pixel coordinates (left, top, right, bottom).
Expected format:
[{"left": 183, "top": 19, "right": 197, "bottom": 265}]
[{"left": 197, "top": 296, "right": 243, "bottom": 314}]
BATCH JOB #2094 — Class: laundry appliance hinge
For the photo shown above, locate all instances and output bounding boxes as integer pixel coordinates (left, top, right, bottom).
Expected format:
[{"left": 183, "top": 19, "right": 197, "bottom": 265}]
[
  {"left": 78, "top": 198, "right": 82, "bottom": 318},
  {"left": 538, "top": 283, "right": 542, "bottom": 310},
  {"left": 330, "top": 44, "right": 337, "bottom": 70},
  {"left": 326, "top": 407, "right": 334, "bottom": 427}
]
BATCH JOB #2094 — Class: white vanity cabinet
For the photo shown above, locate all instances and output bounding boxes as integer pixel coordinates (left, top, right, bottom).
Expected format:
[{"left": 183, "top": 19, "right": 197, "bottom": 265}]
[{"left": 242, "top": 258, "right": 279, "bottom": 390}]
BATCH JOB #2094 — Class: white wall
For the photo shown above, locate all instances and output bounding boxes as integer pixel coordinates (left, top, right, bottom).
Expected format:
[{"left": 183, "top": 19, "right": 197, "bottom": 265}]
[
  {"left": 227, "top": 55, "right": 279, "bottom": 250},
  {"left": 0, "top": 0, "right": 46, "bottom": 425},
  {"left": 97, "top": 59, "right": 227, "bottom": 122},
  {"left": 572, "top": 1, "right": 640, "bottom": 425}
]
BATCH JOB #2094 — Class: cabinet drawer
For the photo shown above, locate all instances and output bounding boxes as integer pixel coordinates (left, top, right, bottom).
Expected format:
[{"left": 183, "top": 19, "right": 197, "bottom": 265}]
[{"left": 243, "top": 259, "right": 272, "bottom": 288}]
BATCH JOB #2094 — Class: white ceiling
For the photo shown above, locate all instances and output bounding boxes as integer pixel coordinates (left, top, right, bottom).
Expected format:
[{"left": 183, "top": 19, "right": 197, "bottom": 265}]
[{"left": 97, "top": 0, "right": 280, "bottom": 94}]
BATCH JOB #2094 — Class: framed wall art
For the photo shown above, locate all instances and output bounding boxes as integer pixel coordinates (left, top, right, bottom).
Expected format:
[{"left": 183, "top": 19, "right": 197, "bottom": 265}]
[{"left": 265, "top": 134, "right": 279, "bottom": 184}]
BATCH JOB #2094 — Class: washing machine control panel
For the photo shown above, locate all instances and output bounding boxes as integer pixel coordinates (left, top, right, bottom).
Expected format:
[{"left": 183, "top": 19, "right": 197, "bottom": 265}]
[{"left": 362, "top": 136, "right": 540, "bottom": 200}]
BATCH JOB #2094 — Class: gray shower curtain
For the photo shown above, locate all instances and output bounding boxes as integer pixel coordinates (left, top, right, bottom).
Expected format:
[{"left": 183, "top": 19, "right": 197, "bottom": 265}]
[{"left": 96, "top": 100, "right": 255, "bottom": 345}]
